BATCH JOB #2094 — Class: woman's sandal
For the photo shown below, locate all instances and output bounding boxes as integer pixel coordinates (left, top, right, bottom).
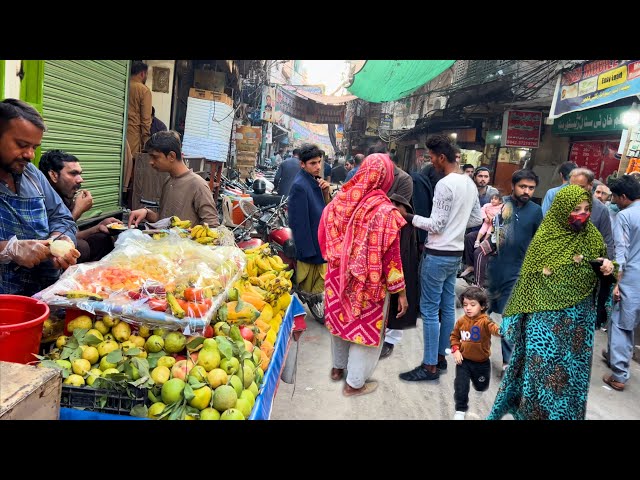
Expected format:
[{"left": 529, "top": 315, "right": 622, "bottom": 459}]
[
  {"left": 330, "top": 368, "right": 345, "bottom": 381},
  {"left": 342, "top": 381, "right": 378, "bottom": 397}
]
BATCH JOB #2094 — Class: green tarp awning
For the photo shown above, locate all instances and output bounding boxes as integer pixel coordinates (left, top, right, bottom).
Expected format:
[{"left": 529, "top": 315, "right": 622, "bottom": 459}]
[{"left": 347, "top": 60, "right": 455, "bottom": 103}]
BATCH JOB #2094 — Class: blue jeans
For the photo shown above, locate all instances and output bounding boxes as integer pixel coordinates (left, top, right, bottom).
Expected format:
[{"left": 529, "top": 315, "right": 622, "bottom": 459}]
[{"left": 420, "top": 253, "right": 460, "bottom": 366}]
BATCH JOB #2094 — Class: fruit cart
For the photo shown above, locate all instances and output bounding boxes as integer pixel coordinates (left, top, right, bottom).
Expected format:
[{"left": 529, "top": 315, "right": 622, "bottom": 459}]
[
  {"left": 57, "top": 296, "right": 306, "bottom": 420},
  {"left": 34, "top": 229, "right": 304, "bottom": 420}
]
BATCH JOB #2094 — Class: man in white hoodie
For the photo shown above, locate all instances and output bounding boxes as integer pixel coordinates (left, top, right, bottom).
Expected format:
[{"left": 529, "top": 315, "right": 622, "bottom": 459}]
[{"left": 399, "top": 134, "right": 482, "bottom": 381}]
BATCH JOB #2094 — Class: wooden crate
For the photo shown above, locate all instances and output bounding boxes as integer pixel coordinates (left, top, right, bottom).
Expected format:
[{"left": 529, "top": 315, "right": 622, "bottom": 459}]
[
  {"left": 188, "top": 88, "right": 233, "bottom": 107},
  {"left": 0, "top": 361, "right": 62, "bottom": 420}
]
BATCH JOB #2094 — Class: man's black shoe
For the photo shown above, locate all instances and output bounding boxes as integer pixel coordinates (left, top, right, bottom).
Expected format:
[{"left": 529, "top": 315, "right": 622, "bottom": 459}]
[
  {"left": 379, "top": 342, "right": 394, "bottom": 359},
  {"left": 437, "top": 358, "right": 447, "bottom": 371},
  {"left": 399, "top": 365, "right": 440, "bottom": 381}
]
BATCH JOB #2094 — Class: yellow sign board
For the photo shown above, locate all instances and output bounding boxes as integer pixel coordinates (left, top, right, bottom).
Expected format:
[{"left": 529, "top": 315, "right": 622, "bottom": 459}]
[{"left": 598, "top": 66, "right": 627, "bottom": 91}]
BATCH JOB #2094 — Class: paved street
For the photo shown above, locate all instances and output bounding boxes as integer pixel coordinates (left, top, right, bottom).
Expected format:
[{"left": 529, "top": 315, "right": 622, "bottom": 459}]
[{"left": 271, "top": 290, "right": 640, "bottom": 420}]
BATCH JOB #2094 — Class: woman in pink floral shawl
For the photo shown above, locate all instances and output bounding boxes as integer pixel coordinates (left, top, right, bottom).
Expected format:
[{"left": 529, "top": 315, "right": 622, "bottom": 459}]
[{"left": 318, "top": 153, "right": 408, "bottom": 397}]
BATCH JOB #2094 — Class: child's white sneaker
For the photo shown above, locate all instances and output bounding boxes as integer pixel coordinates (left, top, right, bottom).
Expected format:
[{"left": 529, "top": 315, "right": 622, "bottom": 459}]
[{"left": 454, "top": 411, "right": 466, "bottom": 420}]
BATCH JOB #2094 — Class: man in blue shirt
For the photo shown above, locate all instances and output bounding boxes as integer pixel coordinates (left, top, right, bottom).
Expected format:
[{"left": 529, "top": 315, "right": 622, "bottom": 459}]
[
  {"left": 0, "top": 99, "right": 79, "bottom": 295},
  {"left": 603, "top": 175, "right": 640, "bottom": 391},
  {"left": 487, "top": 169, "right": 543, "bottom": 371},
  {"left": 541, "top": 161, "right": 577, "bottom": 215},
  {"left": 288, "top": 144, "right": 330, "bottom": 298},
  {"left": 273, "top": 148, "right": 301, "bottom": 197},
  {"left": 344, "top": 153, "right": 364, "bottom": 182}
]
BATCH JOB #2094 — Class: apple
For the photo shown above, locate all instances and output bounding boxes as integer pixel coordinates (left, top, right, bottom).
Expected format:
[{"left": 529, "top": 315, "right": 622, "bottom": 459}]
[
  {"left": 171, "top": 359, "right": 195, "bottom": 380},
  {"left": 239, "top": 325, "right": 254, "bottom": 342},
  {"left": 203, "top": 325, "right": 214, "bottom": 338}
]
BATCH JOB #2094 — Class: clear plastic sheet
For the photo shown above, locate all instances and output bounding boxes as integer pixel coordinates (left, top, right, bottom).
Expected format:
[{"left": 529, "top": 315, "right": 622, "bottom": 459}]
[{"left": 36, "top": 229, "right": 245, "bottom": 335}]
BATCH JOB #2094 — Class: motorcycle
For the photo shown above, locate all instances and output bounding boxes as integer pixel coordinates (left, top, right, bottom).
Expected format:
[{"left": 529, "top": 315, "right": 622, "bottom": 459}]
[{"left": 233, "top": 197, "right": 325, "bottom": 324}]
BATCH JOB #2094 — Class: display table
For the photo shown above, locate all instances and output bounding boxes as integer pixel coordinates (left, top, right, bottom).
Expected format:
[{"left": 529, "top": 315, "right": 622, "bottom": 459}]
[
  {"left": 59, "top": 296, "right": 306, "bottom": 420},
  {"left": 1, "top": 362, "right": 62, "bottom": 420}
]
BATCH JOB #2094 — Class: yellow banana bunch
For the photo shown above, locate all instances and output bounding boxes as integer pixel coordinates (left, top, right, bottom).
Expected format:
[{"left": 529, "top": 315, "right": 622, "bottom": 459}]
[
  {"left": 282, "top": 269, "right": 294, "bottom": 280},
  {"left": 191, "top": 223, "right": 220, "bottom": 241},
  {"left": 170, "top": 216, "right": 191, "bottom": 229},
  {"left": 254, "top": 255, "right": 272, "bottom": 274},
  {"left": 259, "top": 272, "right": 277, "bottom": 284},
  {"left": 190, "top": 225, "right": 205, "bottom": 239},
  {"left": 267, "top": 255, "right": 287, "bottom": 272}
]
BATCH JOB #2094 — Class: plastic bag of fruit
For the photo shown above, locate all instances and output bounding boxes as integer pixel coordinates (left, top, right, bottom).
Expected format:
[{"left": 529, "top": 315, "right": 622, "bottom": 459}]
[{"left": 35, "top": 229, "right": 246, "bottom": 336}]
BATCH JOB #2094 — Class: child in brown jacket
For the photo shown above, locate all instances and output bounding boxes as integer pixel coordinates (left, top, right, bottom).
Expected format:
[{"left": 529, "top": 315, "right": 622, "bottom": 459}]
[{"left": 450, "top": 286, "right": 501, "bottom": 420}]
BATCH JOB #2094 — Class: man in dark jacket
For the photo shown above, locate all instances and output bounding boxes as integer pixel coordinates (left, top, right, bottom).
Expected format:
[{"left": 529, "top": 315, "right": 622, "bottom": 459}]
[
  {"left": 150, "top": 107, "right": 168, "bottom": 136},
  {"left": 411, "top": 163, "right": 445, "bottom": 250},
  {"left": 380, "top": 194, "right": 419, "bottom": 359},
  {"left": 274, "top": 148, "right": 301, "bottom": 197},
  {"left": 288, "top": 144, "right": 330, "bottom": 297},
  {"left": 331, "top": 158, "right": 347, "bottom": 184}
]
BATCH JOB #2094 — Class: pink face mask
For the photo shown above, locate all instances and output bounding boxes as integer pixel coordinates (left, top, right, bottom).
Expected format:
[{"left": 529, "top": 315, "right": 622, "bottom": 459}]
[{"left": 568, "top": 211, "right": 590, "bottom": 231}]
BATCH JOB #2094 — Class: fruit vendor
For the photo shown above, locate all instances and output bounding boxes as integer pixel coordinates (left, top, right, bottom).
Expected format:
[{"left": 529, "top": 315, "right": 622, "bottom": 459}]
[
  {"left": 288, "top": 144, "right": 330, "bottom": 297},
  {"left": 0, "top": 99, "right": 80, "bottom": 296},
  {"left": 39, "top": 149, "right": 121, "bottom": 263},
  {"left": 128, "top": 131, "right": 220, "bottom": 228}
]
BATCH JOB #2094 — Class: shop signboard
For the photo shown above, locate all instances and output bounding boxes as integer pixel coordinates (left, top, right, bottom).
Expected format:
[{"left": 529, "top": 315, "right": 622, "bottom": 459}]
[
  {"left": 550, "top": 60, "right": 640, "bottom": 119},
  {"left": 552, "top": 106, "right": 627, "bottom": 135},
  {"left": 569, "top": 140, "right": 620, "bottom": 181},
  {"left": 501, "top": 110, "right": 542, "bottom": 148},
  {"left": 275, "top": 86, "right": 345, "bottom": 125},
  {"left": 380, "top": 113, "right": 394, "bottom": 130},
  {"left": 261, "top": 85, "right": 276, "bottom": 122}
]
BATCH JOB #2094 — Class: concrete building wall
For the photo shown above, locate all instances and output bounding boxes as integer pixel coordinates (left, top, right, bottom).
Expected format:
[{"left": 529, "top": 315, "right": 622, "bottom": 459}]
[
  {"left": 4, "top": 60, "right": 22, "bottom": 99},
  {"left": 532, "top": 126, "right": 571, "bottom": 198}
]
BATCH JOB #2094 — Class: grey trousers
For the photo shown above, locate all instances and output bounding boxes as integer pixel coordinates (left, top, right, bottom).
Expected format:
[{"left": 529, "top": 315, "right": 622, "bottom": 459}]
[
  {"left": 331, "top": 335, "right": 384, "bottom": 389},
  {"left": 607, "top": 308, "right": 640, "bottom": 383}
]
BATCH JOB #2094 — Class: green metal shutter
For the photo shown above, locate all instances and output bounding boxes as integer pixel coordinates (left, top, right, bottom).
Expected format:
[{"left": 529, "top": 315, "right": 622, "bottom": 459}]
[{"left": 41, "top": 60, "right": 130, "bottom": 219}]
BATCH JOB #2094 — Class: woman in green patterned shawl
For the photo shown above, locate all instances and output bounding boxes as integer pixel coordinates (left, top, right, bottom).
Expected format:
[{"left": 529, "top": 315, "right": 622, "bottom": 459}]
[{"left": 488, "top": 185, "right": 616, "bottom": 420}]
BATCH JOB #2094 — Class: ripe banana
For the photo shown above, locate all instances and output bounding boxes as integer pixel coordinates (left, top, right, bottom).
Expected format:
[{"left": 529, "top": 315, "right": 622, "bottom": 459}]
[
  {"left": 190, "top": 225, "right": 204, "bottom": 239},
  {"left": 243, "top": 243, "right": 270, "bottom": 255},
  {"left": 246, "top": 258, "right": 258, "bottom": 277},
  {"left": 259, "top": 272, "right": 277, "bottom": 283},
  {"left": 166, "top": 292, "right": 185, "bottom": 319},
  {"left": 196, "top": 237, "right": 216, "bottom": 244},
  {"left": 267, "top": 255, "right": 286, "bottom": 271},
  {"left": 58, "top": 290, "right": 103, "bottom": 301},
  {"left": 255, "top": 256, "right": 272, "bottom": 274}
]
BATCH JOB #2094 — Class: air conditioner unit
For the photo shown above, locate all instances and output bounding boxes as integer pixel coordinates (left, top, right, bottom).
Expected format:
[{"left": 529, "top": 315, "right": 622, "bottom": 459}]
[
  {"left": 405, "top": 114, "right": 419, "bottom": 129},
  {"left": 431, "top": 96, "right": 447, "bottom": 110}
]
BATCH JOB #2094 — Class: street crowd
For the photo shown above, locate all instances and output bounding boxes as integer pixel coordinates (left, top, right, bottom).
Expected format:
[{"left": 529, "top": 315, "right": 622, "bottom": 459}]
[
  {"left": 279, "top": 136, "right": 639, "bottom": 420},
  {"left": 2, "top": 81, "right": 639, "bottom": 420}
]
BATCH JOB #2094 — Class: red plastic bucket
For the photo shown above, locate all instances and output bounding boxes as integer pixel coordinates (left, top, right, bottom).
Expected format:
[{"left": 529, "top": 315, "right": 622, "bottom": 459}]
[{"left": 0, "top": 295, "right": 50, "bottom": 364}]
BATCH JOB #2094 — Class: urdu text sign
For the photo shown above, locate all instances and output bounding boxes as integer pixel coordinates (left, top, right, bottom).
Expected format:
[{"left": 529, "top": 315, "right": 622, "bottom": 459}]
[{"left": 501, "top": 110, "right": 542, "bottom": 148}]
